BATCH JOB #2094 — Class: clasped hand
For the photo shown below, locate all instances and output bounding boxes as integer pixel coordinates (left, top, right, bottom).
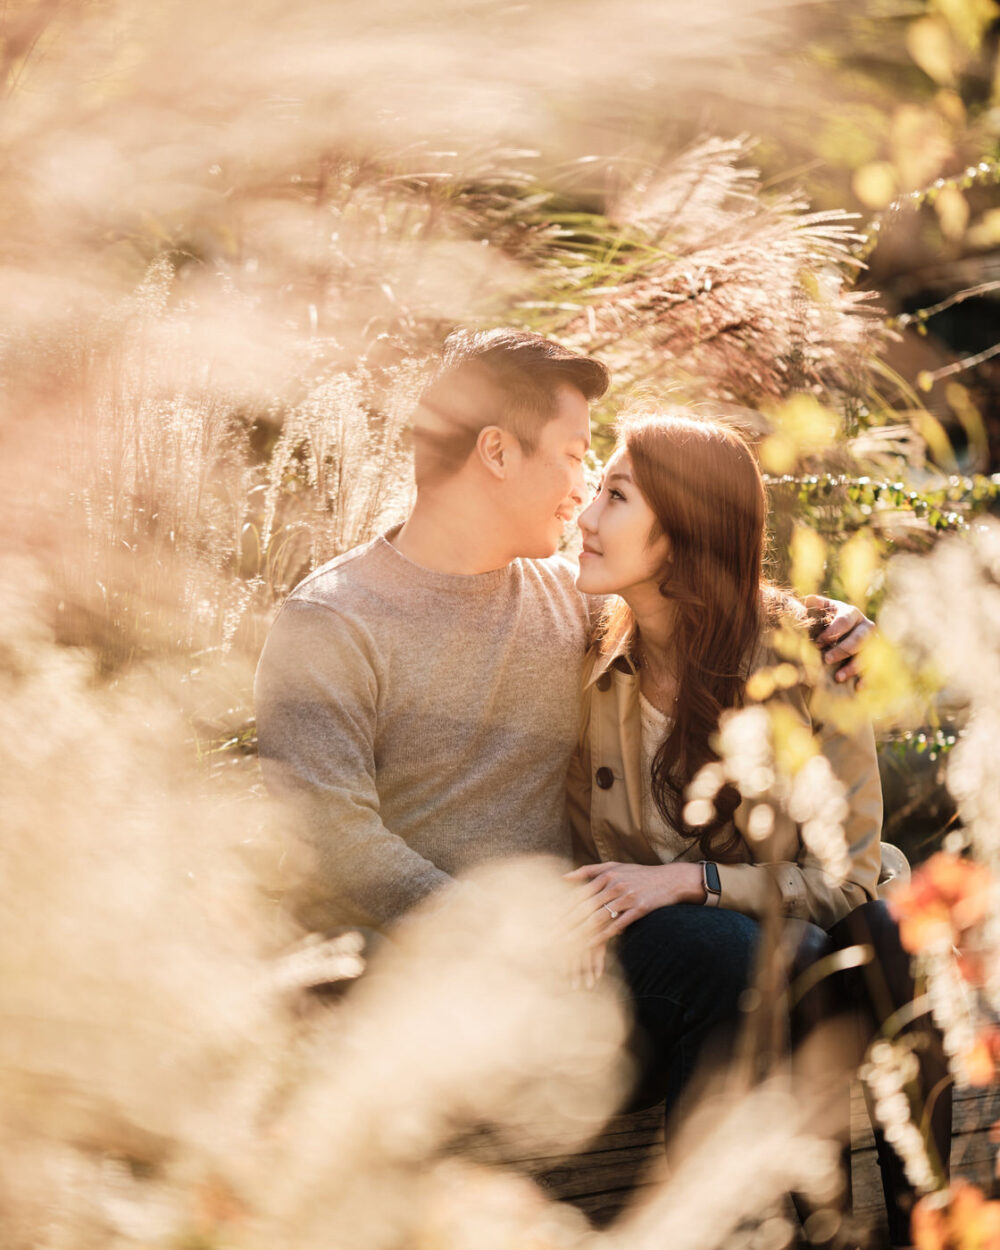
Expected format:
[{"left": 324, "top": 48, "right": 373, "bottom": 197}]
[{"left": 563, "top": 860, "right": 704, "bottom": 987}]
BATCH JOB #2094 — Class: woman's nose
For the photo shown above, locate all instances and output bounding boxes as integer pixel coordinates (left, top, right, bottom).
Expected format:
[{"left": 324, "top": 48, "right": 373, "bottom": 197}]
[{"left": 577, "top": 499, "right": 597, "bottom": 532}]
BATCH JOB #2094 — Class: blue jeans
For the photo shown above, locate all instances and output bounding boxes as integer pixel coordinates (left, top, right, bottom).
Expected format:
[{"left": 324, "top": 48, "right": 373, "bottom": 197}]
[
  {"left": 616, "top": 903, "right": 760, "bottom": 1117},
  {"left": 618, "top": 901, "right": 952, "bottom": 1246}
]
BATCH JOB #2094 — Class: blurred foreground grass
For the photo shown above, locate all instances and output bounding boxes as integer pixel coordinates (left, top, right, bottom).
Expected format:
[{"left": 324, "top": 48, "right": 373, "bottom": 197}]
[{"left": 1, "top": 1, "right": 1000, "bottom": 1247}]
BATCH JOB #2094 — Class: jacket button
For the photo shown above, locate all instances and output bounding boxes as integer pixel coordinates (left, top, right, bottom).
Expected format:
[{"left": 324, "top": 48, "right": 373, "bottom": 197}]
[
  {"left": 595, "top": 672, "right": 611, "bottom": 692},
  {"left": 595, "top": 766, "right": 614, "bottom": 790}
]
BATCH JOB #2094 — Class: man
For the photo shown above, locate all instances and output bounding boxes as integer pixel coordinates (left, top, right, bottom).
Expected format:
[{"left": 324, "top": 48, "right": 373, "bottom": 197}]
[
  {"left": 255, "top": 329, "right": 868, "bottom": 931},
  {"left": 254, "top": 328, "right": 871, "bottom": 1099}
]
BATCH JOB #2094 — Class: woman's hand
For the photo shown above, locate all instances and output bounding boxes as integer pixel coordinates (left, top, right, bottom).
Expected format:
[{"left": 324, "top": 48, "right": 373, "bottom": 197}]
[{"left": 564, "top": 860, "right": 706, "bottom": 946}]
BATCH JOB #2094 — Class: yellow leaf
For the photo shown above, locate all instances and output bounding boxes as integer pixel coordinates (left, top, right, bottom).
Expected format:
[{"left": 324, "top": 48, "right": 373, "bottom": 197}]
[
  {"left": 767, "top": 395, "right": 839, "bottom": 460},
  {"left": 935, "top": 184, "right": 970, "bottom": 240},
  {"left": 907, "top": 16, "right": 956, "bottom": 84},
  {"left": 966, "top": 208, "right": 1000, "bottom": 248},
  {"left": 759, "top": 432, "right": 797, "bottom": 474},
  {"left": 809, "top": 685, "right": 872, "bottom": 736},
  {"left": 839, "top": 530, "right": 881, "bottom": 608},
  {"left": 932, "top": 0, "right": 1000, "bottom": 50},
  {"left": 770, "top": 617, "right": 824, "bottom": 682},
  {"left": 946, "top": 383, "right": 990, "bottom": 466},
  {"left": 852, "top": 162, "right": 898, "bottom": 209},
  {"left": 769, "top": 704, "right": 818, "bottom": 776},
  {"left": 790, "top": 526, "right": 826, "bottom": 597},
  {"left": 934, "top": 88, "right": 966, "bottom": 125},
  {"left": 745, "top": 670, "right": 776, "bottom": 702},
  {"left": 915, "top": 410, "right": 959, "bottom": 469},
  {"left": 891, "top": 105, "right": 953, "bottom": 189},
  {"left": 856, "top": 635, "right": 924, "bottom": 723}
]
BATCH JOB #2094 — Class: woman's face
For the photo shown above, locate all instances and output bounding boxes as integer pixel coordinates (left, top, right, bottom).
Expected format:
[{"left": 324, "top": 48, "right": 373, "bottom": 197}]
[{"left": 575, "top": 449, "right": 671, "bottom": 597}]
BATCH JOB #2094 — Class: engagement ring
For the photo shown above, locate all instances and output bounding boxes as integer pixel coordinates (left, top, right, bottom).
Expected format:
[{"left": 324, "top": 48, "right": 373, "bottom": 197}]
[{"left": 603, "top": 904, "right": 619, "bottom": 919}]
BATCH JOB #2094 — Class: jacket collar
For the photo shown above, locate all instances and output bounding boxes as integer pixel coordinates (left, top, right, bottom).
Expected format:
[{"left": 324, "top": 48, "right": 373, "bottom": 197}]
[{"left": 585, "top": 631, "right": 640, "bottom": 688}]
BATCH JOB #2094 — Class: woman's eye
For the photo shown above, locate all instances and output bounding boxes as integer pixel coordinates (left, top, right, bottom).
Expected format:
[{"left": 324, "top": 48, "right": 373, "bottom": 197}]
[{"left": 609, "top": 488, "right": 625, "bottom": 501}]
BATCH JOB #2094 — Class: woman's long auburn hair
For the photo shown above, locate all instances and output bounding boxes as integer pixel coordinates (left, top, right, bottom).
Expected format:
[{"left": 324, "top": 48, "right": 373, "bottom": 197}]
[{"left": 597, "top": 410, "right": 777, "bottom": 861}]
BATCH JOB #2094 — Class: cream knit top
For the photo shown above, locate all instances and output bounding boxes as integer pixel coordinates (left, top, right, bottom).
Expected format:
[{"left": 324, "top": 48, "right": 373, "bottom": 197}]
[{"left": 638, "top": 691, "right": 690, "bottom": 863}]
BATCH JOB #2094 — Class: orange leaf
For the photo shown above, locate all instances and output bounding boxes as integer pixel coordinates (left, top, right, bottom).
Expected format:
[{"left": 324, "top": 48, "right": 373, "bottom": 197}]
[
  {"left": 961, "top": 1035, "right": 997, "bottom": 1087},
  {"left": 913, "top": 1194, "right": 948, "bottom": 1250}
]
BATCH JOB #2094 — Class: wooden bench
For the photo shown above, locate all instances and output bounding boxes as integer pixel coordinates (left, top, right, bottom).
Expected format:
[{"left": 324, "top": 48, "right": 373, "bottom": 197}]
[{"left": 455, "top": 1084, "right": 999, "bottom": 1230}]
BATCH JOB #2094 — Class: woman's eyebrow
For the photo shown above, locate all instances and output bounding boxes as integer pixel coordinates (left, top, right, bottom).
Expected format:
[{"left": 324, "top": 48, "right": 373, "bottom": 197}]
[{"left": 607, "top": 471, "right": 633, "bottom": 484}]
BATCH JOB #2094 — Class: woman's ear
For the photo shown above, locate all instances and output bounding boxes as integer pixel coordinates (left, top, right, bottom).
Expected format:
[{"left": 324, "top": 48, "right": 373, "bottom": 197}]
[
  {"left": 476, "top": 425, "right": 508, "bottom": 480},
  {"left": 648, "top": 526, "right": 672, "bottom": 565}
]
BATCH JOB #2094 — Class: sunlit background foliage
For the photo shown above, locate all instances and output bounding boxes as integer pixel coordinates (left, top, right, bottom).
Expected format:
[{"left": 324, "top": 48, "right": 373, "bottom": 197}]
[{"left": 2, "top": 0, "right": 1000, "bottom": 1246}]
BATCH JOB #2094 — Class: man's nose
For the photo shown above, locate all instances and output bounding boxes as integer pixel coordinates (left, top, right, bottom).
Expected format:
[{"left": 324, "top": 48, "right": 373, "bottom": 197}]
[{"left": 570, "top": 462, "right": 588, "bottom": 505}]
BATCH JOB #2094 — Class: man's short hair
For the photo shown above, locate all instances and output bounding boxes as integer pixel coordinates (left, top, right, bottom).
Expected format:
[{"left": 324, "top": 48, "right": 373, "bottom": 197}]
[{"left": 413, "top": 329, "right": 610, "bottom": 486}]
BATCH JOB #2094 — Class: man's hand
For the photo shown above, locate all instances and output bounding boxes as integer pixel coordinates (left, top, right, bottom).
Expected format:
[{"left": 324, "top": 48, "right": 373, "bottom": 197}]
[{"left": 804, "top": 595, "right": 875, "bottom": 684}]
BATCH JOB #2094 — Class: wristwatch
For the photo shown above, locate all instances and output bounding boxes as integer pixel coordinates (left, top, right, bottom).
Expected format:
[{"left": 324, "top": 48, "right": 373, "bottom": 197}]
[{"left": 700, "top": 860, "right": 721, "bottom": 907}]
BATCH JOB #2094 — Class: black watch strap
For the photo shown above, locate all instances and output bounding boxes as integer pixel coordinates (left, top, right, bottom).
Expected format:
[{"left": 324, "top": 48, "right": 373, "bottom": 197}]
[{"left": 700, "top": 860, "right": 722, "bottom": 907}]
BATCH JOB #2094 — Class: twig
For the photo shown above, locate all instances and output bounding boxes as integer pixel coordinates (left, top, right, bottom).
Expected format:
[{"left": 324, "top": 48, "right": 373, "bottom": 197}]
[
  {"left": 893, "top": 282, "right": 1000, "bottom": 330},
  {"left": 918, "top": 340, "right": 1000, "bottom": 386}
]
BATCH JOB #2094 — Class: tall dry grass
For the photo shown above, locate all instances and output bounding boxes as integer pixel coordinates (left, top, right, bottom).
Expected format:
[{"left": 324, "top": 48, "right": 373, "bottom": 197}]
[{"left": 1, "top": 1, "right": 998, "bottom": 1247}]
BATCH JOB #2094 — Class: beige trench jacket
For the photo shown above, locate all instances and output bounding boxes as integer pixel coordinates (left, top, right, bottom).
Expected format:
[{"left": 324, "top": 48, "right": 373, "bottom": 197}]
[{"left": 565, "top": 639, "right": 891, "bottom": 931}]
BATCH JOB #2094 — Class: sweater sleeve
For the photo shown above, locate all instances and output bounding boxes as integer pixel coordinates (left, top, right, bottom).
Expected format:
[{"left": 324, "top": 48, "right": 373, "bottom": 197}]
[
  {"left": 717, "top": 671, "right": 883, "bottom": 930},
  {"left": 565, "top": 737, "right": 597, "bottom": 866},
  {"left": 254, "top": 598, "right": 453, "bottom": 930},
  {"left": 564, "top": 651, "right": 598, "bottom": 865}
]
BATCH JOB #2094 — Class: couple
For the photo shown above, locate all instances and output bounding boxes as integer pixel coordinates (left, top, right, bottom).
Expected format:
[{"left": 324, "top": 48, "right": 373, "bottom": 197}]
[{"left": 255, "top": 329, "right": 942, "bottom": 1242}]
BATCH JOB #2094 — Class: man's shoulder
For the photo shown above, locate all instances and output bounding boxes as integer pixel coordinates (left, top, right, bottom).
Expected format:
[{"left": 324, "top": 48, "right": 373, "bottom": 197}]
[
  {"left": 258, "top": 540, "right": 391, "bottom": 685},
  {"left": 287, "top": 536, "right": 389, "bottom": 610}
]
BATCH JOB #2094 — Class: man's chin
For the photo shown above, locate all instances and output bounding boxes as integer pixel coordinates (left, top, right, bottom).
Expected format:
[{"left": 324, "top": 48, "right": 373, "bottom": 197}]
[{"left": 515, "top": 532, "right": 562, "bottom": 560}]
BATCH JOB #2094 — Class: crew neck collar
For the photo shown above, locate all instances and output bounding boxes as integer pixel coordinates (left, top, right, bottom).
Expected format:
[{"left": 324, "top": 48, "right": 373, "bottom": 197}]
[{"left": 374, "top": 526, "right": 517, "bottom": 592}]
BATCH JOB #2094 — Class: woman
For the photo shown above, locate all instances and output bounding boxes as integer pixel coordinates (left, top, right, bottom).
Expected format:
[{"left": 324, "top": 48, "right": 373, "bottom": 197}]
[
  {"left": 564, "top": 410, "right": 949, "bottom": 1245},
  {"left": 566, "top": 410, "right": 884, "bottom": 947}
]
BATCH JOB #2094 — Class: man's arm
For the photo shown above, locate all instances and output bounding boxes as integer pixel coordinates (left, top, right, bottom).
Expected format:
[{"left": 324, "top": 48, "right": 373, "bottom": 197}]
[{"left": 254, "top": 599, "right": 453, "bottom": 930}]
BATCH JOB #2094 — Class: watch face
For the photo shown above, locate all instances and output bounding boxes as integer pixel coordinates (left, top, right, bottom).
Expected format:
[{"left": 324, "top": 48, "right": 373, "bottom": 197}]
[{"left": 704, "top": 861, "right": 721, "bottom": 894}]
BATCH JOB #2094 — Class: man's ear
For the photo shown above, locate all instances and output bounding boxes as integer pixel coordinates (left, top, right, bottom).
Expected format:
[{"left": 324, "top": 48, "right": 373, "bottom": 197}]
[{"left": 476, "top": 425, "right": 509, "bottom": 480}]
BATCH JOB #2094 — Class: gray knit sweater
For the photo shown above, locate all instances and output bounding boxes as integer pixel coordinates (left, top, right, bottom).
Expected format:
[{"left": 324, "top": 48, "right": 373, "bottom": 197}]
[{"left": 254, "top": 531, "right": 592, "bottom": 930}]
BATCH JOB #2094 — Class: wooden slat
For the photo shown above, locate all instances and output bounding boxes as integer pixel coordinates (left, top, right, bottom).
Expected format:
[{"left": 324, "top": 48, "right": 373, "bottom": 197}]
[
  {"left": 467, "top": 1083, "right": 998, "bottom": 1225},
  {"left": 849, "top": 1082, "right": 1000, "bottom": 1151},
  {"left": 853, "top": 1130, "right": 999, "bottom": 1212}
]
